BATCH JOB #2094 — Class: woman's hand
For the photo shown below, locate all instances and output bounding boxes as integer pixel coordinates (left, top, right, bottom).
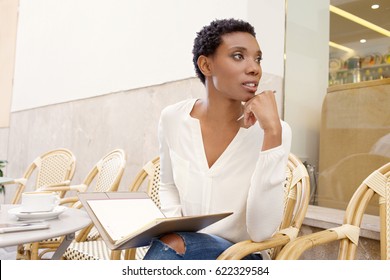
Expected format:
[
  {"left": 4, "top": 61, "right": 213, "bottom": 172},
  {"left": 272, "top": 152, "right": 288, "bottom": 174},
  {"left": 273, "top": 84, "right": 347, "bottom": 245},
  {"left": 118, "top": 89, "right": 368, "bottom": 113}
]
[{"left": 242, "top": 90, "right": 282, "bottom": 150}]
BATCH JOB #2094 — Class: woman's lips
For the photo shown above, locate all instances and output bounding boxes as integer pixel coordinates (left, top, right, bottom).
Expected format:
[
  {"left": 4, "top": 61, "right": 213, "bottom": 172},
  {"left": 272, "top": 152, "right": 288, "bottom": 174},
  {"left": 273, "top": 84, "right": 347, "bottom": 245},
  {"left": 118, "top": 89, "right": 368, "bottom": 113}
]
[{"left": 242, "top": 82, "right": 258, "bottom": 93}]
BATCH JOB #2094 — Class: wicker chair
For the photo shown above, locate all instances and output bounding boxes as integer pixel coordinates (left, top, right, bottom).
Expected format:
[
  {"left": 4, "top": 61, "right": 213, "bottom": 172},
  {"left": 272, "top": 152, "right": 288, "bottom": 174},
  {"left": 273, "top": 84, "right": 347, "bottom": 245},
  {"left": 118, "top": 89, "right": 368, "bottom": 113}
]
[
  {"left": 276, "top": 161, "right": 390, "bottom": 260},
  {"left": 3, "top": 148, "right": 76, "bottom": 204},
  {"left": 19, "top": 149, "right": 127, "bottom": 260},
  {"left": 217, "top": 153, "right": 311, "bottom": 260},
  {"left": 62, "top": 156, "right": 160, "bottom": 260},
  {"left": 43, "top": 149, "right": 127, "bottom": 208}
]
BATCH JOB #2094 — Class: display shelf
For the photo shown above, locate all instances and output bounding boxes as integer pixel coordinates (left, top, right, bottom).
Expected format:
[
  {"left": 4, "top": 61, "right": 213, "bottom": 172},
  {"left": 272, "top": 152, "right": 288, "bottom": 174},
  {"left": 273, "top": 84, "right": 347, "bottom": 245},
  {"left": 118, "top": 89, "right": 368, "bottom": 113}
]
[{"left": 329, "top": 63, "right": 390, "bottom": 86}]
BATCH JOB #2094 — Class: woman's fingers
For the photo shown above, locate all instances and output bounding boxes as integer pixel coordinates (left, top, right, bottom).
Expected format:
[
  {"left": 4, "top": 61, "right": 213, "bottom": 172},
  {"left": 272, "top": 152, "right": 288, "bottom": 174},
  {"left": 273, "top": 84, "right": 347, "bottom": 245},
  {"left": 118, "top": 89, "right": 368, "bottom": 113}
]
[
  {"left": 243, "top": 90, "right": 277, "bottom": 127},
  {"left": 243, "top": 108, "right": 256, "bottom": 127}
]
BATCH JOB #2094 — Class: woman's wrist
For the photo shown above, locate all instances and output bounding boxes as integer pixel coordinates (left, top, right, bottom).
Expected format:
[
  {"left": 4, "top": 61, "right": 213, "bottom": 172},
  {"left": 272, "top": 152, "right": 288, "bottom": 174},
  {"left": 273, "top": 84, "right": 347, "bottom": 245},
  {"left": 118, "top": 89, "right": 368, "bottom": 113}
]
[{"left": 261, "top": 126, "right": 282, "bottom": 151}]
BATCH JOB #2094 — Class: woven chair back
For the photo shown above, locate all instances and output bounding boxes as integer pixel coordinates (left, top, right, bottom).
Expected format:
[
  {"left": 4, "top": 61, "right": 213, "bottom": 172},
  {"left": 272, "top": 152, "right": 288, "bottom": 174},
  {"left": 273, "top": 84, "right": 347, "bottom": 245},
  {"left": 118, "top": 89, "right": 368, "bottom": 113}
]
[
  {"left": 35, "top": 149, "right": 76, "bottom": 188},
  {"left": 270, "top": 153, "right": 311, "bottom": 258},
  {"left": 13, "top": 148, "right": 76, "bottom": 203},
  {"left": 276, "top": 161, "right": 390, "bottom": 260},
  {"left": 87, "top": 149, "right": 126, "bottom": 193},
  {"left": 129, "top": 157, "right": 160, "bottom": 208}
]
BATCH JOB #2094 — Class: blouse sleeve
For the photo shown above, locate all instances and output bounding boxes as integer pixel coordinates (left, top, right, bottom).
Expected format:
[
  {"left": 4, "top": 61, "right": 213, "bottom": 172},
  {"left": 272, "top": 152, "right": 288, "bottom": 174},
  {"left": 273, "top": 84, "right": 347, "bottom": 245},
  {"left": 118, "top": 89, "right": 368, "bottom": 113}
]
[
  {"left": 246, "top": 121, "right": 292, "bottom": 242},
  {"left": 158, "top": 109, "right": 183, "bottom": 217}
]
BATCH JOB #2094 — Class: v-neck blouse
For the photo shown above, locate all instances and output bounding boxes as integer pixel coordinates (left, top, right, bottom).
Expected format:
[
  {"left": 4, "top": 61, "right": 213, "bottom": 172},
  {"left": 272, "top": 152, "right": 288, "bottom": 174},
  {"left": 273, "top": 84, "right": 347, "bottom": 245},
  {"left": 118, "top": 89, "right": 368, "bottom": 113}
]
[{"left": 158, "top": 99, "right": 292, "bottom": 243}]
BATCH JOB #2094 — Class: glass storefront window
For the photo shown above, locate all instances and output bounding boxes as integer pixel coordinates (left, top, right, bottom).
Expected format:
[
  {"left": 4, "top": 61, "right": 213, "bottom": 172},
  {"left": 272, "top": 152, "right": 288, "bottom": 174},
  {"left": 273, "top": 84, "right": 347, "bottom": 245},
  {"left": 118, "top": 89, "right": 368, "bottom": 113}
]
[
  {"left": 316, "top": 0, "right": 390, "bottom": 215},
  {"left": 328, "top": 0, "right": 390, "bottom": 86}
]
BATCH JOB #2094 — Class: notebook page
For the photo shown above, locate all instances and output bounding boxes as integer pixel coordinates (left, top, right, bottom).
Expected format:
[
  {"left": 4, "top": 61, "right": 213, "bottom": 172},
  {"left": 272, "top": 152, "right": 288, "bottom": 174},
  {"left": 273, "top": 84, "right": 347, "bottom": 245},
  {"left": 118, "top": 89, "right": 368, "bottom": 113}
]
[{"left": 87, "top": 198, "right": 164, "bottom": 242}]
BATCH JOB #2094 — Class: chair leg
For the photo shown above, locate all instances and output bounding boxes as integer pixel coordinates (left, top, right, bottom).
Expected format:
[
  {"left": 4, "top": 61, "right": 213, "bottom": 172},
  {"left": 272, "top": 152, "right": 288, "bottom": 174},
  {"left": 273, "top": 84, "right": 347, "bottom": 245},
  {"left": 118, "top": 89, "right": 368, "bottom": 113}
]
[
  {"left": 30, "top": 242, "right": 40, "bottom": 260},
  {"left": 39, "top": 248, "right": 57, "bottom": 260},
  {"left": 125, "top": 248, "right": 137, "bottom": 260},
  {"left": 110, "top": 250, "right": 122, "bottom": 260},
  {"left": 16, "top": 244, "right": 28, "bottom": 260}
]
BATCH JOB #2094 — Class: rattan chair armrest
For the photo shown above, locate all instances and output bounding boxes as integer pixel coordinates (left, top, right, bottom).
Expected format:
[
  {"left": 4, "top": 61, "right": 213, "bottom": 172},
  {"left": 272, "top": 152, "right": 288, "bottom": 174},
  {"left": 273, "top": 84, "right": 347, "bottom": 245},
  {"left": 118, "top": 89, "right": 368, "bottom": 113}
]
[
  {"left": 34, "top": 181, "right": 72, "bottom": 192},
  {"left": 3, "top": 177, "right": 29, "bottom": 204},
  {"left": 217, "top": 234, "right": 291, "bottom": 260},
  {"left": 68, "top": 184, "right": 88, "bottom": 192},
  {"left": 38, "top": 185, "right": 71, "bottom": 192},
  {"left": 276, "top": 229, "right": 340, "bottom": 260},
  {"left": 59, "top": 196, "right": 79, "bottom": 206},
  {"left": 3, "top": 177, "right": 27, "bottom": 185},
  {"left": 39, "top": 183, "right": 87, "bottom": 192},
  {"left": 42, "top": 180, "right": 71, "bottom": 188}
]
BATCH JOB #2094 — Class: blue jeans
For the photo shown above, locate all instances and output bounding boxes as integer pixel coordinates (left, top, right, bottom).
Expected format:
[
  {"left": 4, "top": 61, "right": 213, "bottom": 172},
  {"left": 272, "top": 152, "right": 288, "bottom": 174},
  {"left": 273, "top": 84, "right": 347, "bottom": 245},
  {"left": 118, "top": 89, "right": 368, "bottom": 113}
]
[{"left": 143, "top": 232, "right": 262, "bottom": 260}]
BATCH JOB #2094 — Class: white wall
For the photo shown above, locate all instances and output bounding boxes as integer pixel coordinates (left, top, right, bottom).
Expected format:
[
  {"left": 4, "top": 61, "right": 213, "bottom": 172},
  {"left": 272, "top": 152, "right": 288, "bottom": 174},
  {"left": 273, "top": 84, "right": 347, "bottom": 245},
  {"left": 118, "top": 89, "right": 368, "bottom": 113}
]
[
  {"left": 12, "top": 0, "right": 287, "bottom": 112},
  {"left": 0, "top": 0, "right": 18, "bottom": 127},
  {"left": 248, "top": 0, "right": 285, "bottom": 78},
  {"left": 247, "top": 0, "right": 286, "bottom": 117},
  {"left": 284, "top": 0, "right": 330, "bottom": 166},
  {"left": 12, "top": 0, "right": 248, "bottom": 111}
]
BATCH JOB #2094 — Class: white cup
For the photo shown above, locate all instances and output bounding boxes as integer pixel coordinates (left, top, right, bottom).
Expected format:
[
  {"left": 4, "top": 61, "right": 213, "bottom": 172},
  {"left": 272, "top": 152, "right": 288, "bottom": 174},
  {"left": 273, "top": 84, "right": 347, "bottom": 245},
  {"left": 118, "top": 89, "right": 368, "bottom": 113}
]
[{"left": 21, "top": 191, "right": 60, "bottom": 212}]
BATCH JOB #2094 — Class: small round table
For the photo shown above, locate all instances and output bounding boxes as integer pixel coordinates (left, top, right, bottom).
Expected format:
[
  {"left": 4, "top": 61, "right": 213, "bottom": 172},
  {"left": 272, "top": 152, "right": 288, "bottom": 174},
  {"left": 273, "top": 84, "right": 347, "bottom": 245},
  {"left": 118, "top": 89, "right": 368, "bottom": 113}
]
[{"left": 0, "top": 204, "right": 91, "bottom": 259}]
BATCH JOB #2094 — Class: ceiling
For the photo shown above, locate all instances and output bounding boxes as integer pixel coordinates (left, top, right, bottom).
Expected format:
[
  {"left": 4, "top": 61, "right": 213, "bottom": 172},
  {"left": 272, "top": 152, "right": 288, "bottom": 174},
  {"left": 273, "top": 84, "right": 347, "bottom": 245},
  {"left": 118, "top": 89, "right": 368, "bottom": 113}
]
[{"left": 330, "top": 0, "right": 390, "bottom": 55}]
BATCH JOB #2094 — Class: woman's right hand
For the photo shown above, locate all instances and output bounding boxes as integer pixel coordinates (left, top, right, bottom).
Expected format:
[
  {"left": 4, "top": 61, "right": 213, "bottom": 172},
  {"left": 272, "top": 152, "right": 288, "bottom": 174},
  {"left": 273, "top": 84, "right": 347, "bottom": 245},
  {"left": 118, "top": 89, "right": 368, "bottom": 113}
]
[{"left": 243, "top": 90, "right": 282, "bottom": 150}]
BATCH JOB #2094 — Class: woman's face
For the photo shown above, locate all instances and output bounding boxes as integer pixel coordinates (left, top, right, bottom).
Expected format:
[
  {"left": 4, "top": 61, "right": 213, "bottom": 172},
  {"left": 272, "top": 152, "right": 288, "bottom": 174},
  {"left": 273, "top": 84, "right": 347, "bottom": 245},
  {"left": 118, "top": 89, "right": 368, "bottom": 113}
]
[{"left": 207, "top": 32, "right": 262, "bottom": 102}]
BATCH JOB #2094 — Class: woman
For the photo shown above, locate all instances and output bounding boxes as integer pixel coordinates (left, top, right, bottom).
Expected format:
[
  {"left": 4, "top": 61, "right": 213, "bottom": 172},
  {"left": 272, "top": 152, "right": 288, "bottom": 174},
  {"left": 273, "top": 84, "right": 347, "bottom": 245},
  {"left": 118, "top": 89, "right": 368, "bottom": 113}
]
[{"left": 144, "top": 18, "right": 292, "bottom": 260}]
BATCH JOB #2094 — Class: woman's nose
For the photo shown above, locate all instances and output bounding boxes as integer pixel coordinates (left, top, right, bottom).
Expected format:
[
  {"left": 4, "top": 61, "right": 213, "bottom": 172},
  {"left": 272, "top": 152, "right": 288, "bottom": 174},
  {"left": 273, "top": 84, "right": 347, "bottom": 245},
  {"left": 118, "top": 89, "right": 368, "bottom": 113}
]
[{"left": 246, "top": 60, "right": 261, "bottom": 76}]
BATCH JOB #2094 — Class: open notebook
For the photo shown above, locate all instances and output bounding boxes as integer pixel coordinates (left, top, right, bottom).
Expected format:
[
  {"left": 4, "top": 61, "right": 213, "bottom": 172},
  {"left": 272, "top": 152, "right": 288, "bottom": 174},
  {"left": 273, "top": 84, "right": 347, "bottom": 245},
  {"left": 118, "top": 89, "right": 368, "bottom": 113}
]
[{"left": 78, "top": 192, "right": 232, "bottom": 250}]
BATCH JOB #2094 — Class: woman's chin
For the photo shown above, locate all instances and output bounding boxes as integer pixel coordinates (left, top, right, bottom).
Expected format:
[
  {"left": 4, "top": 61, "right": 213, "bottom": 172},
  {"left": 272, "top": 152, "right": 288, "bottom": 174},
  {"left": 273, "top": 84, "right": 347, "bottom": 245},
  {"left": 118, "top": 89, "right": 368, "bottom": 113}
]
[{"left": 242, "top": 93, "right": 255, "bottom": 102}]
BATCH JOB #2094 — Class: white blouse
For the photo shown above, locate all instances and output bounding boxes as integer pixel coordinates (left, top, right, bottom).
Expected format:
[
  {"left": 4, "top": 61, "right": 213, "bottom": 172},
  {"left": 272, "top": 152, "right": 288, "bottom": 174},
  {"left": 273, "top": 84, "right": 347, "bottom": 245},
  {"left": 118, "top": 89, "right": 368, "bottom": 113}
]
[{"left": 158, "top": 99, "right": 292, "bottom": 243}]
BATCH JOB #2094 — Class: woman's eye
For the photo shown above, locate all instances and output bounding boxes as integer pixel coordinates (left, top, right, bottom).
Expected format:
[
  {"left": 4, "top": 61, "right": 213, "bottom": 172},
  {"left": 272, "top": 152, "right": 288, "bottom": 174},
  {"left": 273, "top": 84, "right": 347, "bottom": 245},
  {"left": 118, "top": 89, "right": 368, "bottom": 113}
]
[
  {"left": 255, "top": 56, "right": 262, "bottom": 64},
  {"left": 232, "top": 53, "right": 244, "bottom": 60}
]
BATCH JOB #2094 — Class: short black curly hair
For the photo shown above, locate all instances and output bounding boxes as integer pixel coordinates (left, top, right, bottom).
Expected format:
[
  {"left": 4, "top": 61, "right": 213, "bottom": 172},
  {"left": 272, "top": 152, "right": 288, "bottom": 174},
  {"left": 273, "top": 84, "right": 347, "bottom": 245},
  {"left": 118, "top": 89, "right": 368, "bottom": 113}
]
[{"left": 192, "top": 18, "right": 256, "bottom": 84}]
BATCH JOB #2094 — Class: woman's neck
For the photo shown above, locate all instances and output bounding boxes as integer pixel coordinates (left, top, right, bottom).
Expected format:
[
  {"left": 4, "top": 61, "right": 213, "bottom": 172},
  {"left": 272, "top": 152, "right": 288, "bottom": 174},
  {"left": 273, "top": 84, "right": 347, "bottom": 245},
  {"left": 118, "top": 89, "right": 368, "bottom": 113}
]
[{"left": 193, "top": 93, "right": 243, "bottom": 125}]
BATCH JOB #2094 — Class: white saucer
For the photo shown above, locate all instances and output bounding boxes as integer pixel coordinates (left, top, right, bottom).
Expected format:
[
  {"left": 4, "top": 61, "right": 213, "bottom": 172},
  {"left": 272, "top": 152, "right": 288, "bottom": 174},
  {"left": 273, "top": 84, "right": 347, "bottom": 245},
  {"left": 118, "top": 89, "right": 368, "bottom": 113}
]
[{"left": 8, "top": 206, "right": 67, "bottom": 220}]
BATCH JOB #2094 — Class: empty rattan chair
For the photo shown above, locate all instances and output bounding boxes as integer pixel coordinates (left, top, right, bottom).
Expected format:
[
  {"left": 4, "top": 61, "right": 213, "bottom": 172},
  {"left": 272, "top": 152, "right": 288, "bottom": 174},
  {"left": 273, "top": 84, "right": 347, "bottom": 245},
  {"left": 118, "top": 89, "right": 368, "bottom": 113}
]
[
  {"left": 4, "top": 148, "right": 76, "bottom": 204},
  {"left": 43, "top": 149, "right": 127, "bottom": 208},
  {"left": 217, "top": 153, "right": 311, "bottom": 260},
  {"left": 19, "top": 149, "right": 127, "bottom": 260},
  {"left": 62, "top": 156, "right": 160, "bottom": 260},
  {"left": 276, "top": 161, "right": 390, "bottom": 260}
]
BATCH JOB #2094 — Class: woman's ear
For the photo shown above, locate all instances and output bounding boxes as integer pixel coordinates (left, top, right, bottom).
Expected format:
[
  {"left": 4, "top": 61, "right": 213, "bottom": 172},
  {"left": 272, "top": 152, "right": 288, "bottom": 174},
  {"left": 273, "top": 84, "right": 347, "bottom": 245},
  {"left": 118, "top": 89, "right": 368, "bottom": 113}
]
[{"left": 197, "top": 55, "right": 212, "bottom": 78}]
